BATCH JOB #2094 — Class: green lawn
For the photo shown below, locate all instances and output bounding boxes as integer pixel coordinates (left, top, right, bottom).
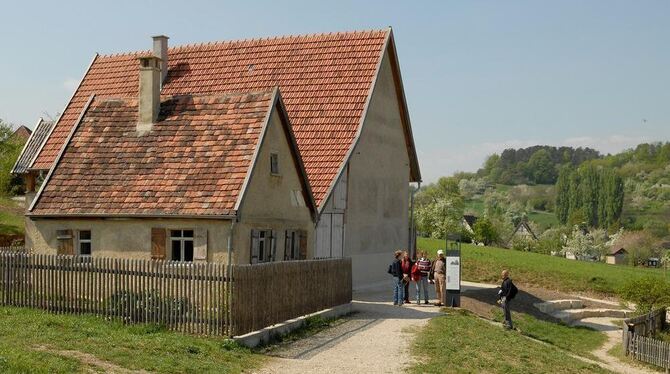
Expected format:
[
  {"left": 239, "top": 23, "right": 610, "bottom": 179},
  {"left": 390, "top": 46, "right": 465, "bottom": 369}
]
[
  {"left": 0, "top": 196, "right": 24, "bottom": 236},
  {"left": 418, "top": 237, "right": 670, "bottom": 297},
  {"left": 0, "top": 306, "right": 264, "bottom": 373},
  {"left": 410, "top": 310, "right": 608, "bottom": 374},
  {"left": 527, "top": 210, "right": 559, "bottom": 230},
  {"left": 490, "top": 309, "right": 606, "bottom": 357}
]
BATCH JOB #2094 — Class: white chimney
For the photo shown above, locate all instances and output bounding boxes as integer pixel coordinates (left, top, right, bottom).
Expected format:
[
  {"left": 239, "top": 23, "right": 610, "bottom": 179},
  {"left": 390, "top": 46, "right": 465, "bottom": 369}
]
[
  {"left": 152, "top": 35, "right": 169, "bottom": 85},
  {"left": 137, "top": 56, "right": 161, "bottom": 133}
]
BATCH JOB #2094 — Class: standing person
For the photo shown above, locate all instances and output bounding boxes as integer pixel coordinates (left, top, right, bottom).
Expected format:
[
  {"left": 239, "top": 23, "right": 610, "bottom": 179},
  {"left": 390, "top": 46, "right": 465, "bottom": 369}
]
[
  {"left": 432, "top": 250, "right": 446, "bottom": 306},
  {"left": 401, "top": 251, "right": 413, "bottom": 304},
  {"left": 414, "top": 251, "right": 431, "bottom": 304},
  {"left": 498, "top": 269, "right": 518, "bottom": 329},
  {"left": 387, "top": 250, "right": 404, "bottom": 306}
]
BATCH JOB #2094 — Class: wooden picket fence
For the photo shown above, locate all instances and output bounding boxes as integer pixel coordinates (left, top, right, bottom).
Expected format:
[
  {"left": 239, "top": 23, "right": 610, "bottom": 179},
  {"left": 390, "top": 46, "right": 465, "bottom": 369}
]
[
  {"left": 0, "top": 251, "right": 351, "bottom": 337},
  {"left": 628, "top": 334, "right": 670, "bottom": 371},
  {"left": 623, "top": 307, "right": 670, "bottom": 371}
]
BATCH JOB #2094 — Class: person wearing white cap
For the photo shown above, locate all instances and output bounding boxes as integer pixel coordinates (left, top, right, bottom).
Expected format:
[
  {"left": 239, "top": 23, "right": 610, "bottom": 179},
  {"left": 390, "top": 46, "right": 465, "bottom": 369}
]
[{"left": 432, "top": 250, "right": 446, "bottom": 306}]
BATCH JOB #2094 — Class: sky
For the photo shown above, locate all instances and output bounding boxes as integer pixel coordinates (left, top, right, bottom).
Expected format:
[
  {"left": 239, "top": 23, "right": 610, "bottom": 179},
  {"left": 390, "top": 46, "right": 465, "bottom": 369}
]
[{"left": 1, "top": 0, "right": 668, "bottom": 183}]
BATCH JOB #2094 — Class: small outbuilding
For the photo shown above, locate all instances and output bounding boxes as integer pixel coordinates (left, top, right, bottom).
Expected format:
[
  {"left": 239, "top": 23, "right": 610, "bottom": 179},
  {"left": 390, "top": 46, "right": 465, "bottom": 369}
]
[{"left": 605, "top": 247, "right": 627, "bottom": 265}]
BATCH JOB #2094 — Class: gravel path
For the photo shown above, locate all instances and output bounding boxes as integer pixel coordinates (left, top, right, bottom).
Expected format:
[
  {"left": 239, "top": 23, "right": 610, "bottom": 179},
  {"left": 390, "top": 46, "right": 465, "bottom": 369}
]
[{"left": 255, "top": 284, "right": 442, "bottom": 374}]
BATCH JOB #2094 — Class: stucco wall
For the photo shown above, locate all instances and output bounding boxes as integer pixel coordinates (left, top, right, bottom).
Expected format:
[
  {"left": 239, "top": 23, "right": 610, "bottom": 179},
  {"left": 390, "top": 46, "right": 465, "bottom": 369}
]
[
  {"left": 27, "top": 217, "right": 232, "bottom": 262},
  {"left": 344, "top": 48, "right": 411, "bottom": 287},
  {"left": 233, "top": 109, "right": 315, "bottom": 263}
]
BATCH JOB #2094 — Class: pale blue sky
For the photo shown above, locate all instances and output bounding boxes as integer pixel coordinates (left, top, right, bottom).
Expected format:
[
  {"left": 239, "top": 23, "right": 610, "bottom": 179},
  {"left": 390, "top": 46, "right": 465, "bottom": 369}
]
[{"left": 1, "top": 1, "right": 668, "bottom": 182}]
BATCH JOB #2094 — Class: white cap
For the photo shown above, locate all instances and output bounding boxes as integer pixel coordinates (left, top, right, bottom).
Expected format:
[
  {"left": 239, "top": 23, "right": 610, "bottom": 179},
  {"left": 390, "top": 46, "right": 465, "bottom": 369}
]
[{"left": 437, "top": 250, "right": 444, "bottom": 255}]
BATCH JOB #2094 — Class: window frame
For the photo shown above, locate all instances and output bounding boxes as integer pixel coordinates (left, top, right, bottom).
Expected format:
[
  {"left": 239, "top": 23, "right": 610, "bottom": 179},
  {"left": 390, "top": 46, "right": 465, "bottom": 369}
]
[
  {"left": 77, "top": 230, "right": 92, "bottom": 256},
  {"left": 169, "top": 229, "right": 195, "bottom": 263},
  {"left": 270, "top": 152, "right": 280, "bottom": 175},
  {"left": 251, "top": 229, "right": 275, "bottom": 264}
]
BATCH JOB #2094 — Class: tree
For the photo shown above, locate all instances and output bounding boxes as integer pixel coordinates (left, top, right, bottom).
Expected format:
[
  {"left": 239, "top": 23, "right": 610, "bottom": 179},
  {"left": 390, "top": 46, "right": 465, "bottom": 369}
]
[
  {"left": 0, "top": 119, "right": 25, "bottom": 196},
  {"left": 561, "top": 226, "right": 604, "bottom": 260},
  {"left": 415, "top": 177, "right": 464, "bottom": 239},
  {"left": 472, "top": 217, "right": 498, "bottom": 245},
  {"left": 619, "top": 277, "right": 670, "bottom": 313},
  {"left": 526, "top": 149, "right": 557, "bottom": 184}
]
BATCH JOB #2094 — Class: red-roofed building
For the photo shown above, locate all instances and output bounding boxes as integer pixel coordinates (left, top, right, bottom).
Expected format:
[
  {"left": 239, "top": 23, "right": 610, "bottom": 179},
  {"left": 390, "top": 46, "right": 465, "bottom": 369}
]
[{"left": 18, "top": 29, "right": 420, "bottom": 287}]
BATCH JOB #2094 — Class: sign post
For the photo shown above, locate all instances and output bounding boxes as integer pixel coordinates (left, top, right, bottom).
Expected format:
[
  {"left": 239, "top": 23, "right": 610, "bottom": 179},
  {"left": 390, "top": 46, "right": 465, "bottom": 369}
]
[{"left": 445, "top": 234, "right": 461, "bottom": 307}]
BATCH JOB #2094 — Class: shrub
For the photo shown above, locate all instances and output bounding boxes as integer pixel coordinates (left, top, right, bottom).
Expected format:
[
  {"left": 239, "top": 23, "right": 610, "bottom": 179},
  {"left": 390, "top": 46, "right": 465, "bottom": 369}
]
[
  {"left": 619, "top": 277, "right": 670, "bottom": 313},
  {"left": 106, "top": 290, "right": 192, "bottom": 323}
]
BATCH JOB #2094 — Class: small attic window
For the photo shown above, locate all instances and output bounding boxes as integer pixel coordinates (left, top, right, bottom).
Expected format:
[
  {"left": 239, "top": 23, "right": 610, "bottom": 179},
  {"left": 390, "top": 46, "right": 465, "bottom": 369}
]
[{"left": 270, "top": 153, "right": 279, "bottom": 175}]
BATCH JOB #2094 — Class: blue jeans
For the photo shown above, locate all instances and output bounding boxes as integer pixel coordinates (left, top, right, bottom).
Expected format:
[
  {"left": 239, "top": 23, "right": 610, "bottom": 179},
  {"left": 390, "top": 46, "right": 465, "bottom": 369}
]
[
  {"left": 415, "top": 277, "right": 429, "bottom": 303},
  {"left": 393, "top": 277, "right": 404, "bottom": 305}
]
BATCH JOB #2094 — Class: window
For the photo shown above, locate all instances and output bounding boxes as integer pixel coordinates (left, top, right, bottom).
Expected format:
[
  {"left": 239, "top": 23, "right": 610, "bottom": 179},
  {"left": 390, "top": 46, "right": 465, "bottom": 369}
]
[
  {"left": 170, "top": 230, "right": 194, "bottom": 262},
  {"left": 251, "top": 230, "right": 275, "bottom": 264},
  {"left": 270, "top": 152, "right": 279, "bottom": 175},
  {"left": 284, "top": 230, "right": 301, "bottom": 260},
  {"left": 78, "top": 230, "right": 92, "bottom": 256}
]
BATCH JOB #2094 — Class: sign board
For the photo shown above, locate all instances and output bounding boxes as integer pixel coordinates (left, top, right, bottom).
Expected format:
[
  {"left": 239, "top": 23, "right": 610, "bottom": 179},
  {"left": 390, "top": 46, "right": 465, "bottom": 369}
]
[
  {"left": 445, "top": 251, "right": 461, "bottom": 291},
  {"left": 445, "top": 249, "right": 461, "bottom": 307},
  {"left": 446, "top": 256, "right": 460, "bottom": 290}
]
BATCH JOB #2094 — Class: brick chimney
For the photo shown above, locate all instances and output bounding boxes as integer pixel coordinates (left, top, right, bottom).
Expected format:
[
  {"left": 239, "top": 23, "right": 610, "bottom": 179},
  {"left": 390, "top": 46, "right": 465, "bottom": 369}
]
[
  {"left": 152, "top": 35, "right": 169, "bottom": 85},
  {"left": 137, "top": 55, "right": 161, "bottom": 133}
]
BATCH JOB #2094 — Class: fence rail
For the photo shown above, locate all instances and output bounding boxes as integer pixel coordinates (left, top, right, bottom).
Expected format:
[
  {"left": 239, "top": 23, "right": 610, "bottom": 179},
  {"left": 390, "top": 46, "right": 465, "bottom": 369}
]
[
  {"left": 0, "top": 251, "right": 352, "bottom": 337},
  {"left": 0, "top": 252, "right": 230, "bottom": 335}
]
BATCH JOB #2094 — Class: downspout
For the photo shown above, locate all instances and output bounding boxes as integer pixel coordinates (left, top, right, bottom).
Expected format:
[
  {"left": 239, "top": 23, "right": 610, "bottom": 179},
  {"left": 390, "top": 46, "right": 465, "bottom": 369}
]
[{"left": 227, "top": 219, "right": 235, "bottom": 335}]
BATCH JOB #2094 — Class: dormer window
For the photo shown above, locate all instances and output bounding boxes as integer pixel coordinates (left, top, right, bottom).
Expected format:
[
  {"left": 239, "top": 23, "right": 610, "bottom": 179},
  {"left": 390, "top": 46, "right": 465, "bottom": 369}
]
[{"left": 270, "top": 152, "right": 280, "bottom": 175}]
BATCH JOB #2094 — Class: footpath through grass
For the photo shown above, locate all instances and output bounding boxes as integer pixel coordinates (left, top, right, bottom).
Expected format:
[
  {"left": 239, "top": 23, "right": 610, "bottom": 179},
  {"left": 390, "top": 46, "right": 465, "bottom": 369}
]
[
  {"left": 0, "top": 306, "right": 264, "bottom": 373},
  {"left": 410, "top": 310, "right": 608, "bottom": 374},
  {"left": 418, "top": 237, "right": 670, "bottom": 297}
]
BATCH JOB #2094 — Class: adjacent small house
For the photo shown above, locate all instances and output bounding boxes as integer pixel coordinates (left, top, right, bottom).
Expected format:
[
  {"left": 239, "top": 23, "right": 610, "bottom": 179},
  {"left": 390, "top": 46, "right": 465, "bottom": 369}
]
[
  {"left": 605, "top": 246, "right": 627, "bottom": 265},
  {"left": 508, "top": 220, "right": 538, "bottom": 244},
  {"left": 462, "top": 215, "right": 478, "bottom": 234},
  {"left": 11, "top": 125, "right": 32, "bottom": 141}
]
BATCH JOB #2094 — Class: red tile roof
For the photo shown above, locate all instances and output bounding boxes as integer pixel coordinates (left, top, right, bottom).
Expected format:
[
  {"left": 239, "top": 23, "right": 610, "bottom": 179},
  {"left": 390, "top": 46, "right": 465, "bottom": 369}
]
[
  {"left": 30, "top": 91, "right": 275, "bottom": 217},
  {"left": 31, "top": 30, "right": 391, "bottom": 205}
]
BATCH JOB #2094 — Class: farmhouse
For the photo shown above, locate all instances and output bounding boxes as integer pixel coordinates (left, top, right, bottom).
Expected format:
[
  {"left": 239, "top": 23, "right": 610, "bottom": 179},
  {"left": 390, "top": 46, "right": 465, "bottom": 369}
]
[{"left": 15, "top": 29, "right": 421, "bottom": 287}]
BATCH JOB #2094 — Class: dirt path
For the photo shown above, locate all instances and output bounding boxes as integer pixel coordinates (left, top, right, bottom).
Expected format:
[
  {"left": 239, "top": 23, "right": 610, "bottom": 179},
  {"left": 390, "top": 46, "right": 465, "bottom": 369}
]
[
  {"left": 255, "top": 284, "right": 441, "bottom": 374},
  {"left": 33, "top": 345, "right": 151, "bottom": 374},
  {"left": 576, "top": 318, "right": 656, "bottom": 374}
]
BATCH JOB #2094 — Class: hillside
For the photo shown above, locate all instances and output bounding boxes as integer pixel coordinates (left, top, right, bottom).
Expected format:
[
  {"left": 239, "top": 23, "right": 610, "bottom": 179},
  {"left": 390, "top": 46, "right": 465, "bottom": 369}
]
[{"left": 418, "top": 237, "right": 669, "bottom": 297}]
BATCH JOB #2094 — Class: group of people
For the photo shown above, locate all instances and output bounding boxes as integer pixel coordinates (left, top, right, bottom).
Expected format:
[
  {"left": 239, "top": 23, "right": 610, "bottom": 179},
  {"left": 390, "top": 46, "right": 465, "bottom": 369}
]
[
  {"left": 388, "top": 250, "right": 518, "bottom": 330},
  {"left": 387, "top": 249, "right": 447, "bottom": 306}
]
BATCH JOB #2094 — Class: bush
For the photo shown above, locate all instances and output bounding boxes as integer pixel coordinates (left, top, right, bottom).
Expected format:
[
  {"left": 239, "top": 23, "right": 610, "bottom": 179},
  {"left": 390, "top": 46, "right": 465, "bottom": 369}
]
[
  {"left": 106, "top": 290, "right": 192, "bottom": 323},
  {"left": 619, "top": 277, "right": 670, "bottom": 313}
]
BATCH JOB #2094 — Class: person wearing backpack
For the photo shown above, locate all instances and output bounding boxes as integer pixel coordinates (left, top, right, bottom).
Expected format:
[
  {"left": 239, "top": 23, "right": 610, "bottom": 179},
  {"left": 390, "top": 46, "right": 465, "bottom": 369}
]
[
  {"left": 498, "top": 269, "right": 518, "bottom": 329},
  {"left": 387, "top": 250, "right": 404, "bottom": 306}
]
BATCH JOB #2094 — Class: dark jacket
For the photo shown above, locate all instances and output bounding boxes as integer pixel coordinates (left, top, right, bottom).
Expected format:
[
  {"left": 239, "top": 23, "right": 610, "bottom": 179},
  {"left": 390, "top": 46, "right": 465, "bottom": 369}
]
[
  {"left": 501, "top": 278, "right": 513, "bottom": 298},
  {"left": 389, "top": 259, "right": 403, "bottom": 278}
]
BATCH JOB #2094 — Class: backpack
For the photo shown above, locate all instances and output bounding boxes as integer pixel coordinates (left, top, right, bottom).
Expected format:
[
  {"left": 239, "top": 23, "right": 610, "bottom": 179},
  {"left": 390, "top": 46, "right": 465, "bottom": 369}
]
[{"left": 508, "top": 282, "right": 518, "bottom": 300}]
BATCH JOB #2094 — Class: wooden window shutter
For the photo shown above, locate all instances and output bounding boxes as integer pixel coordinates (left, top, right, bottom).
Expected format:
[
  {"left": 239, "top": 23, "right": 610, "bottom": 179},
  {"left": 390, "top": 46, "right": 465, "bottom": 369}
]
[
  {"left": 284, "top": 230, "right": 289, "bottom": 261},
  {"left": 299, "top": 230, "right": 308, "bottom": 260},
  {"left": 151, "top": 228, "right": 166, "bottom": 260},
  {"left": 56, "top": 229, "right": 74, "bottom": 255},
  {"left": 194, "top": 228, "right": 208, "bottom": 261},
  {"left": 270, "top": 230, "right": 277, "bottom": 262},
  {"left": 250, "top": 230, "right": 260, "bottom": 264}
]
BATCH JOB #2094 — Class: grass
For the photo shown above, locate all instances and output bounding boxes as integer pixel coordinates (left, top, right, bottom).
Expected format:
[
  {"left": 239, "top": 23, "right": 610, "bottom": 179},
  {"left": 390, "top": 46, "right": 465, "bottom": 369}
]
[
  {"left": 490, "top": 309, "right": 606, "bottom": 357},
  {"left": 0, "top": 306, "right": 264, "bottom": 373},
  {"left": 418, "top": 237, "right": 670, "bottom": 297},
  {"left": 410, "top": 309, "right": 608, "bottom": 374},
  {"left": 0, "top": 196, "right": 24, "bottom": 236},
  {"left": 527, "top": 210, "right": 559, "bottom": 230}
]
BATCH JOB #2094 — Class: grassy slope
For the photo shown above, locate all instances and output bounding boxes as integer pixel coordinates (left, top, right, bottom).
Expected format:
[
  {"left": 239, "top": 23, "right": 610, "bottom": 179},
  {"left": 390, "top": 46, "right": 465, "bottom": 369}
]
[
  {"left": 418, "top": 237, "right": 670, "bottom": 297},
  {"left": 411, "top": 310, "right": 608, "bottom": 374},
  {"left": 0, "top": 306, "right": 263, "bottom": 374},
  {"left": 0, "top": 197, "right": 24, "bottom": 236}
]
